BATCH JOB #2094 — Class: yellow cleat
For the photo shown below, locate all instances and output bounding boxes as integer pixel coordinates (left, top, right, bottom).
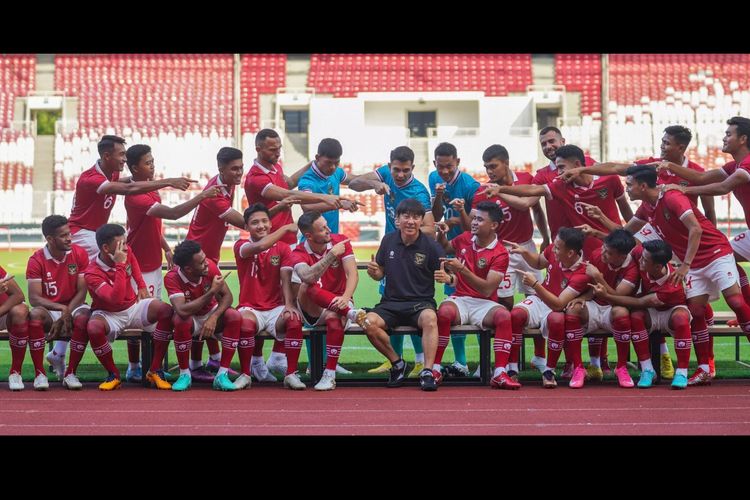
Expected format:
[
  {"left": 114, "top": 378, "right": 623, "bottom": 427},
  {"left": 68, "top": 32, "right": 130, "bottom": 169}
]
[
  {"left": 407, "top": 362, "right": 425, "bottom": 378},
  {"left": 585, "top": 365, "right": 603, "bottom": 382},
  {"left": 98, "top": 374, "right": 122, "bottom": 391},
  {"left": 660, "top": 353, "right": 675, "bottom": 379},
  {"left": 146, "top": 370, "right": 172, "bottom": 390},
  {"left": 367, "top": 360, "right": 392, "bottom": 374}
]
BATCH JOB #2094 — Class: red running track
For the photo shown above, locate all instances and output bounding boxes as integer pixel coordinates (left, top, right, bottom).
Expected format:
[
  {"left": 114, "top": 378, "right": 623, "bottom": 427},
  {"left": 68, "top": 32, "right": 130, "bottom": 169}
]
[{"left": 2, "top": 381, "right": 750, "bottom": 435}]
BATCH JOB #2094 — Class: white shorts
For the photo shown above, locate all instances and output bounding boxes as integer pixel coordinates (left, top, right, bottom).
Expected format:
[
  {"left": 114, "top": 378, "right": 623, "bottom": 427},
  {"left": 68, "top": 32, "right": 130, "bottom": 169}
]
[
  {"left": 685, "top": 254, "right": 739, "bottom": 301},
  {"left": 514, "top": 295, "right": 553, "bottom": 338},
  {"left": 136, "top": 268, "right": 163, "bottom": 300},
  {"left": 498, "top": 239, "right": 542, "bottom": 298},
  {"left": 730, "top": 230, "right": 750, "bottom": 261},
  {"left": 238, "top": 304, "right": 286, "bottom": 340},
  {"left": 71, "top": 229, "right": 99, "bottom": 262},
  {"left": 584, "top": 301, "right": 614, "bottom": 333},
  {"left": 648, "top": 305, "right": 691, "bottom": 334},
  {"left": 92, "top": 298, "right": 157, "bottom": 342},
  {"left": 634, "top": 223, "right": 663, "bottom": 244},
  {"left": 46, "top": 304, "right": 91, "bottom": 323},
  {"left": 443, "top": 295, "right": 499, "bottom": 329},
  {"left": 190, "top": 304, "right": 221, "bottom": 338}
]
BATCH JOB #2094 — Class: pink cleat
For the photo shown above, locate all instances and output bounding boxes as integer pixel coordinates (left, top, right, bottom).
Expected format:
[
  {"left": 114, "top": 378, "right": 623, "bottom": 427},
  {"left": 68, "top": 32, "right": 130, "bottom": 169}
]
[
  {"left": 568, "top": 366, "right": 586, "bottom": 388},
  {"left": 614, "top": 365, "right": 635, "bottom": 388}
]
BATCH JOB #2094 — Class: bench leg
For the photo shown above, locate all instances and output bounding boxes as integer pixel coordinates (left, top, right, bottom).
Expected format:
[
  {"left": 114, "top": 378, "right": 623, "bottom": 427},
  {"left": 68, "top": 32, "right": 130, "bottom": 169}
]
[
  {"left": 141, "top": 331, "right": 152, "bottom": 388},
  {"left": 479, "top": 330, "right": 491, "bottom": 385},
  {"left": 650, "top": 331, "right": 661, "bottom": 385},
  {"left": 309, "top": 331, "right": 323, "bottom": 385},
  {"left": 737, "top": 335, "right": 741, "bottom": 362}
]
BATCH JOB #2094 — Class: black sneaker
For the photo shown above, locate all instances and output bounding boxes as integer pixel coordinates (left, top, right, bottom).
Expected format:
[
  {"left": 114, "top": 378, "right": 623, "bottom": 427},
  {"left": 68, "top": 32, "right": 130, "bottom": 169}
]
[
  {"left": 542, "top": 369, "right": 557, "bottom": 388},
  {"left": 386, "top": 359, "right": 407, "bottom": 388},
  {"left": 419, "top": 369, "right": 437, "bottom": 391}
]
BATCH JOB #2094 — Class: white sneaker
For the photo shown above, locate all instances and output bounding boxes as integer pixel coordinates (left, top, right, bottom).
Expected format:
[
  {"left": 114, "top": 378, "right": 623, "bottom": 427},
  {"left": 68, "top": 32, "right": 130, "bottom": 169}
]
[
  {"left": 8, "top": 372, "right": 24, "bottom": 391},
  {"left": 63, "top": 373, "right": 83, "bottom": 390},
  {"left": 266, "top": 356, "right": 288, "bottom": 378},
  {"left": 314, "top": 371, "right": 336, "bottom": 391},
  {"left": 233, "top": 373, "right": 252, "bottom": 390},
  {"left": 251, "top": 362, "right": 277, "bottom": 382},
  {"left": 531, "top": 356, "right": 547, "bottom": 373},
  {"left": 283, "top": 372, "right": 306, "bottom": 390},
  {"left": 335, "top": 364, "right": 352, "bottom": 375},
  {"left": 33, "top": 373, "right": 49, "bottom": 391},
  {"left": 472, "top": 365, "right": 481, "bottom": 378},
  {"left": 46, "top": 351, "right": 66, "bottom": 380},
  {"left": 449, "top": 361, "right": 470, "bottom": 377}
]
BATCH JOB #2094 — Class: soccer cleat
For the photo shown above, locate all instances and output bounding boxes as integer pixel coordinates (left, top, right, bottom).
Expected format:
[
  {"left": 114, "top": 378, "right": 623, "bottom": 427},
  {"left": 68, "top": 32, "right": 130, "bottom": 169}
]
[
  {"left": 491, "top": 372, "right": 521, "bottom": 390},
  {"left": 419, "top": 369, "right": 437, "bottom": 391},
  {"left": 445, "top": 361, "right": 470, "bottom": 377},
  {"left": 472, "top": 365, "right": 482, "bottom": 378},
  {"left": 146, "top": 370, "right": 172, "bottom": 390},
  {"left": 171, "top": 373, "right": 192, "bottom": 392},
  {"left": 233, "top": 373, "right": 252, "bottom": 390},
  {"left": 530, "top": 356, "right": 547, "bottom": 373},
  {"left": 206, "top": 358, "right": 240, "bottom": 377},
  {"left": 585, "top": 365, "right": 603, "bottom": 382},
  {"left": 542, "top": 370, "right": 557, "bottom": 388},
  {"left": 8, "top": 372, "right": 24, "bottom": 391},
  {"left": 212, "top": 372, "right": 237, "bottom": 391},
  {"left": 190, "top": 366, "right": 215, "bottom": 383},
  {"left": 637, "top": 369, "right": 656, "bottom": 389},
  {"left": 33, "top": 373, "right": 49, "bottom": 391},
  {"left": 46, "top": 351, "right": 65, "bottom": 380},
  {"left": 560, "top": 362, "right": 574, "bottom": 379},
  {"left": 126, "top": 365, "right": 143, "bottom": 383},
  {"left": 251, "top": 362, "right": 277, "bottom": 382},
  {"left": 687, "top": 367, "right": 711, "bottom": 386},
  {"left": 62, "top": 373, "right": 83, "bottom": 390},
  {"left": 348, "top": 308, "right": 371, "bottom": 329},
  {"left": 266, "top": 356, "right": 288, "bottom": 378},
  {"left": 98, "top": 373, "right": 121, "bottom": 391},
  {"left": 407, "top": 362, "right": 425, "bottom": 378},
  {"left": 660, "top": 354, "right": 675, "bottom": 379},
  {"left": 367, "top": 359, "right": 392, "bottom": 374},
  {"left": 335, "top": 364, "right": 352, "bottom": 375},
  {"left": 314, "top": 371, "right": 337, "bottom": 391},
  {"left": 283, "top": 372, "right": 306, "bottom": 390},
  {"left": 671, "top": 373, "right": 688, "bottom": 390},
  {"left": 432, "top": 369, "right": 444, "bottom": 386},
  {"left": 506, "top": 369, "right": 519, "bottom": 382},
  {"left": 387, "top": 359, "right": 408, "bottom": 388},
  {"left": 708, "top": 357, "right": 716, "bottom": 379},
  {"left": 569, "top": 367, "right": 586, "bottom": 389},
  {"left": 614, "top": 366, "right": 635, "bottom": 388}
]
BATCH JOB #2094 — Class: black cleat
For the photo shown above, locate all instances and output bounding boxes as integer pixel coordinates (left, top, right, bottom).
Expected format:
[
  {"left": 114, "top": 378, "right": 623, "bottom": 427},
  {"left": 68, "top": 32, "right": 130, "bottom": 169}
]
[
  {"left": 386, "top": 359, "right": 407, "bottom": 388},
  {"left": 419, "top": 369, "right": 438, "bottom": 392}
]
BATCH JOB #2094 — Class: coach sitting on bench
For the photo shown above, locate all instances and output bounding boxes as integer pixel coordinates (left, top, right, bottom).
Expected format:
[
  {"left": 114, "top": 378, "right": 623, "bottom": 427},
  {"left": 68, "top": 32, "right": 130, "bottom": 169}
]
[{"left": 363, "top": 198, "right": 446, "bottom": 391}]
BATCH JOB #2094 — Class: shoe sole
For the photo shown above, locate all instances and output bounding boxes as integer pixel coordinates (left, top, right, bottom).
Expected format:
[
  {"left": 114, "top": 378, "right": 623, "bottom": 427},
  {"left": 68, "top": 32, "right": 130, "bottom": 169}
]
[
  {"left": 172, "top": 385, "right": 191, "bottom": 391},
  {"left": 284, "top": 384, "right": 306, "bottom": 390},
  {"left": 9, "top": 386, "right": 24, "bottom": 391},
  {"left": 63, "top": 382, "right": 83, "bottom": 390},
  {"left": 671, "top": 385, "right": 686, "bottom": 390},
  {"left": 314, "top": 385, "right": 335, "bottom": 391},
  {"left": 34, "top": 385, "right": 49, "bottom": 391},
  {"left": 99, "top": 384, "right": 121, "bottom": 391},
  {"left": 491, "top": 383, "right": 520, "bottom": 390}
]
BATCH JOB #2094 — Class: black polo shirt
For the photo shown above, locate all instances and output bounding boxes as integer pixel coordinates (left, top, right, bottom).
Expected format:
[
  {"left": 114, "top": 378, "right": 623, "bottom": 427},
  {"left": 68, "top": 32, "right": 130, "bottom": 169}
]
[{"left": 376, "top": 230, "right": 445, "bottom": 302}]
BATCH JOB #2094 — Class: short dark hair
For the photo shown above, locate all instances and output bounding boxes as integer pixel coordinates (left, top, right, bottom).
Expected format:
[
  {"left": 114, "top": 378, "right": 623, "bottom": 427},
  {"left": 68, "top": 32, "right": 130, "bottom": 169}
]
[
  {"left": 625, "top": 164, "right": 658, "bottom": 188},
  {"left": 298, "top": 210, "right": 322, "bottom": 233},
  {"left": 539, "top": 126, "right": 562, "bottom": 137},
  {"left": 482, "top": 144, "right": 509, "bottom": 163},
  {"left": 663, "top": 125, "right": 692, "bottom": 147},
  {"left": 97, "top": 135, "right": 126, "bottom": 157},
  {"left": 317, "top": 138, "right": 342, "bottom": 159},
  {"left": 557, "top": 226, "right": 584, "bottom": 253},
  {"left": 603, "top": 229, "right": 637, "bottom": 255},
  {"left": 475, "top": 201, "right": 502, "bottom": 224},
  {"left": 216, "top": 147, "right": 242, "bottom": 167},
  {"left": 243, "top": 203, "right": 270, "bottom": 223},
  {"left": 395, "top": 198, "right": 425, "bottom": 218},
  {"left": 42, "top": 215, "right": 68, "bottom": 238},
  {"left": 642, "top": 239, "right": 673, "bottom": 267},
  {"left": 95, "top": 224, "right": 126, "bottom": 249},
  {"left": 390, "top": 146, "right": 414, "bottom": 164},
  {"left": 434, "top": 142, "right": 457, "bottom": 159},
  {"left": 555, "top": 144, "right": 585, "bottom": 165},
  {"left": 255, "top": 128, "right": 280, "bottom": 146},
  {"left": 173, "top": 239, "right": 202, "bottom": 268},
  {"left": 126, "top": 144, "right": 152, "bottom": 169},
  {"left": 728, "top": 116, "right": 750, "bottom": 144}
]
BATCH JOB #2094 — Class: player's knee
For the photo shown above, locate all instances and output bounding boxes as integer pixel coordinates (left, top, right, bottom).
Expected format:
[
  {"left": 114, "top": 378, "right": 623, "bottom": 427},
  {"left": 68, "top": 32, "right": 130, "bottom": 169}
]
[
  {"left": 173, "top": 313, "right": 191, "bottom": 327},
  {"left": 492, "top": 307, "right": 510, "bottom": 324},
  {"left": 687, "top": 302, "right": 707, "bottom": 320},
  {"left": 437, "top": 304, "right": 456, "bottom": 324},
  {"left": 154, "top": 300, "right": 173, "bottom": 321},
  {"left": 10, "top": 303, "right": 29, "bottom": 322},
  {"left": 29, "top": 306, "right": 47, "bottom": 322},
  {"left": 510, "top": 307, "right": 528, "bottom": 328},
  {"left": 73, "top": 312, "right": 89, "bottom": 330},
  {"left": 223, "top": 307, "right": 241, "bottom": 325},
  {"left": 87, "top": 318, "right": 107, "bottom": 339},
  {"left": 420, "top": 309, "right": 437, "bottom": 326},
  {"left": 286, "top": 315, "right": 302, "bottom": 330},
  {"left": 548, "top": 311, "right": 565, "bottom": 330},
  {"left": 611, "top": 306, "right": 629, "bottom": 319},
  {"left": 672, "top": 309, "right": 690, "bottom": 328},
  {"left": 241, "top": 317, "right": 257, "bottom": 335}
]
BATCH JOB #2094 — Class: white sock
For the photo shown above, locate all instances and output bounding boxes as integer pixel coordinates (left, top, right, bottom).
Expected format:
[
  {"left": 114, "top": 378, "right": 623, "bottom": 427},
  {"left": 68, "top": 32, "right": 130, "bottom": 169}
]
[
  {"left": 493, "top": 367, "right": 506, "bottom": 378},
  {"left": 52, "top": 341, "right": 69, "bottom": 357},
  {"left": 217, "top": 367, "right": 228, "bottom": 375},
  {"left": 209, "top": 353, "right": 221, "bottom": 361},
  {"left": 415, "top": 353, "right": 425, "bottom": 363},
  {"left": 699, "top": 363, "right": 710, "bottom": 373},
  {"left": 507, "top": 363, "right": 519, "bottom": 372},
  {"left": 660, "top": 343, "right": 669, "bottom": 355},
  {"left": 269, "top": 352, "right": 286, "bottom": 362},
  {"left": 189, "top": 359, "right": 203, "bottom": 370},
  {"left": 324, "top": 368, "right": 336, "bottom": 378},
  {"left": 433, "top": 363, "right": 441, "bottom": 371},
  {"left": 676, "top": 368, "right": 688, "bottom": 377},
  {"left": 590, "top": 357, "right": 601, "bottom": 368},
  {"left": 252, "top": 356, "right": 265, "bottom": 365},
  {"left": 180, "top": 369, "right": 191, "bottom": 376},
  {"left": 640, "top": 359, "right": 654, "bottom": 372}
]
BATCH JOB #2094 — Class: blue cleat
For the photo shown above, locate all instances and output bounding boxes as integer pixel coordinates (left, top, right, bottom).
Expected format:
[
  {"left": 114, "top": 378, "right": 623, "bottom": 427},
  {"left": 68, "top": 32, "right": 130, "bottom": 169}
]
[
  {"left": 637, "top": 369, "right": 656, "bottom": 388},
  {"left": 671, "top": 373, "right": 688, "bottom": 390},
  {"left": 171, "top": 373, "right": 192, "bottom": 392},
  {"left": 126, "top": 365, "right": 142, "bottom": 383},
  {"left": 212, "top": 372, "right": 236, "bottom": 391}
]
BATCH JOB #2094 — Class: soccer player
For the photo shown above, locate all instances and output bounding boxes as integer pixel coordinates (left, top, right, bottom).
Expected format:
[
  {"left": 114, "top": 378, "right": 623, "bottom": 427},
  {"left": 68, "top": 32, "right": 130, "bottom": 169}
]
[
  {"left": 26, "top": 215, "right": 90, "bottom": 390},
  {"left": 433, "top": 201, "right": 519, "bottom": 389},
  {"left": 505, "top": 227, "right": 591, "bottom": 388},
  {"left": 2, "top": 268, "right": 30, "bottom": 391},
  {"left": 362, "top": 199, "right": 445, "bottom": 391},
  {"left": 83, "top": 224, "right": 175, "bottom": 391},
  {"left": 590, "top": 240, "right": 691, "bottom": 389},
  {"left": 286, "top": 211, "right": 368, "bottom": 390},
  {"left": 164, "top": 240, "right": 243, "bottom": 392}
]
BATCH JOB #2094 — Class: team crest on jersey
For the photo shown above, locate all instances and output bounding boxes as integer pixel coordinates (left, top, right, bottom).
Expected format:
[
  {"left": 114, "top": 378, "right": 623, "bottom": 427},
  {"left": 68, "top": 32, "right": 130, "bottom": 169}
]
[
  {"left": 477, "top": 257, "right": 487, "bottom": 269},
  {"left": 67, "top": 264, "right": 77, "bottom": 275},
  {"left": 125, "top": 264, "right": 132, "bottom": 276},
  {"left": 414, "top": 252, "right": 426, "bottom": 266},
  {"left": 270, "top": 255, "right": 280, "bottom": 266},
  {"left": 596, "top": 188, "right": 608, "bottom": 199},
  {"left": 203, "top": 284, "right": 210, "bottom": 293},
  {"left": 331, "top": 259, "right": 340, "bottom": 268},
  {"left": 561, "top": 278, "right": 569, "bottom": 289}
]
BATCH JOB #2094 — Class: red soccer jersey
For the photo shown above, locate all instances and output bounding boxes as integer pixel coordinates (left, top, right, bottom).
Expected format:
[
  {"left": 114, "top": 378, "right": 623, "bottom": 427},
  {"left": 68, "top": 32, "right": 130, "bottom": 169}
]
[
  {"left": 449, "top": 232, "right": 509, "bottom": 301},
  {"left": 68, "top": 162, "right": 119, "bottom": 234},
  {"left": 244, "top": 160, "right": 296, "bottom": 245},
  {"left": 186, "top": 175, "right": 235, "bottom": 263},
  {"left": 541, "top": 245, "right": 590, "bottom": 296},
  {"left": 84, "top": 248, "right": 145, "bottom": 312},
  {"left": 636, "top": 156, "right": 705, "bottom": 206},
  {"left": 234, "top": 239, "right": 295, "bottom": 311},
  {"left": 472, "top": 171, "right": 534, "bottom": 243},
  {"left": 26, "top": 244, "right": 89, "bottom": 305},
  {"left": 721, "top": 155, "right": 750, "bottom": 226},
  {"left": 125, "top": 191, "right": 163, "bottom": 273},
  {"left": 0, "top": 264, "right": 11, "bottom": 307},
  {"left": 290, "top": 233, "right": 354, "bottom": 296},
  {"left": 633, "top": 190, "right": 732, "bottom": 269},
  {"left": 631, "top": 246, "right": 686, "bottom": 311},
  {"left": 589, "top": 246, "right": 640, "bottom": 306},
  {"left": 164, "top": 259, "right": 221, "bottom": 316}
]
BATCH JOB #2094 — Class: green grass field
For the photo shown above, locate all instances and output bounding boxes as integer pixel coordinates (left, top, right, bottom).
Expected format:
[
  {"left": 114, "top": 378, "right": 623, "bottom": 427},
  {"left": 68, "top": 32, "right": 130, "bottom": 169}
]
[{"left": 1, "top": 247, "right": 749, "bottom": 382}]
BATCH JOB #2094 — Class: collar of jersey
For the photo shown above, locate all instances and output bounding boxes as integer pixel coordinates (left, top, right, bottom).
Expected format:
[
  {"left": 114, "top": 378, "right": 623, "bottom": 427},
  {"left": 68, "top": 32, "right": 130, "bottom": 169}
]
[
  {"left": 608, "top": 252, "right": 633, "bottom": 271},
  {"left": 253, "top": 159, "right": 277, "bottom": 175},
  {"left": 96, "top": 255, "right": 115, "bottom": 272},
  {"left": 560, "top": 253, "right": 584, "bottom": 272},
  {"left": 471, "top": 234, "right": 499, "bottom": 251},
  {"left": 177, "top": 267, "right": 202, "bottom": 285},
  {"left": 44, "top": 245, "right": 71, "bottom": 264},
  {"left": 304, "top": 239, "right": 332, "bottom": 256}
]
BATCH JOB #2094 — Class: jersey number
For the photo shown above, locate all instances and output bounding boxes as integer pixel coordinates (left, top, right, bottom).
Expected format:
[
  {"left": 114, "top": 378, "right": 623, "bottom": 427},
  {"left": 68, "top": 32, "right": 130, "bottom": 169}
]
[
  {"left": 44, "top": 281, "right": 58, "bottom": 297},
  {"left": 103, "top": 196, "right": 114, "bottom": 210}
]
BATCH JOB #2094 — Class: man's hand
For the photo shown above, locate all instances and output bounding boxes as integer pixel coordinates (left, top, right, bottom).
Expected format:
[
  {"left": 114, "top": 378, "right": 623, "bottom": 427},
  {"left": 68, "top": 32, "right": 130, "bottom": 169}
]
[
  {"left": 277, "top": 196, "right": 301, "bottom": 211},
  {"left": 375, "top": 183, "right": 391, "bottom": 196},
  {"left": 46, "top": 318, "right": 63, "bottom": 341},
  {"left": 503, "top": 240, "right": 526, "bottom": 255},
  {"left": 449, "top": 198, "right": 465, "bottom": 213},
  {"left": 199, "top": 186, "right": 222, "bottom": 199},
  {"left": 164, "top": 248, "right": 174, "bottom": 270},
  {"left": 340, "top": 199, "right": 364, "bottom": 212},
  {"left": 137, "top": 288, "right": 151, "bottom": 300},
  {"left": 662, "top": 183, "right": 685, "bottom": 194},
  {"left": 366, "top": 253, "right": 383, "bottom": 280},
  {"left": 440, "top": 257, "right": 465, "bottom": 274},
  {"left": 670, "top": 263, "right": 689, "bottom": 286},
  {"left": 565, "top": 296, "right": 587, "bottom": 313},
  {"left": 575, "top": 223, "right": 598, "bottom": 237},
  {"left": 579, "top": 202, "right": 605, "bottom": 221},
  {"left": 329, "top": 295, "right": 352, "bottom": 312},
  {"left": 556, "top": 166, "right": 585, "bottom": 183},
  {"left": 330, "top": 238, "right": 350, "bottom": 257},
  {"left": 282, "top": 304, "right": 302, "bottom": 322},
  {"left": 434, "top": 260, "right": 452, "bottom": 284},
  {"left": 199, "top": 315, "right": 218, "bottom": 340},
  {"left": 167, "top": 177, "right": 199, "bottom": 191},
  {"left": 482, "top": 184, "right": 504, "bottom": 197},
  {"left": 284, "top": 222, "right": 299, "bottom": 233},
  {"left": 435, "top": 221, "right": 450, "bottom": 236},
  {"left": 588, "top": 282, "right": 608, "bottom": 298},
  {"left": 435, "top": 183, "right": 446, "bottom": 200},
  {"left": 210, "top": 272, "right": 230, "bottom": 294},
  {"left": 585, "top": 262, "right": 602, "bottom": 280},
  {"left": 112, "top": 240, "right": 128, "bottom": 264},
  {"left": 520, "top": 271, "right": 539, "bottom": 288}
]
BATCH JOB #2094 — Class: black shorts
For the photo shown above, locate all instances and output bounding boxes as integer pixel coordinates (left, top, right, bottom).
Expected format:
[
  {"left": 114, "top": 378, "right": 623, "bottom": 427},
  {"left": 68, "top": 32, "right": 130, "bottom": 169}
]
[{"left": 368, "top": 300, "right": 437, "bottom": 331}]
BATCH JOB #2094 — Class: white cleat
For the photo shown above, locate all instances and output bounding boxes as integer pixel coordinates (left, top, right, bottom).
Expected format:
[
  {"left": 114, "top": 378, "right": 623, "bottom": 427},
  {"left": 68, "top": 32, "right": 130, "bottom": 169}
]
[
  {"left": 233, "top": 373, "right": 252, "bottom": 390},
  {"left": 335, "top": 364, "right": 352, "bottom": 375},
  {"left": 472, "top": 365, "right": 481, "bottom": 378},
  {"left": 8, "top": 372, "right": 24, "bottom": 391},
  {"left": 266, "top": 356, "right": 288, "bottom": 378},
  {"left": 33, "top": 373, "right": 49, "bottom": 391},
  {"left": 46, "top": 351, "right": 66, "bottom": 380},
  {"left": 283, "top": 372, "right": 307, "bottom": 390},
  {"left": 251, "top": 362, "right": 278, "bottom": 382},
  {"left": 314, "top": 371, "right": 337, "bottom": 391},
  {"left": 62, "top": 373, "right": 83, "bottom": 390},
  {"left": 531, "top": 356, "right": 548, "bottom": 373}
]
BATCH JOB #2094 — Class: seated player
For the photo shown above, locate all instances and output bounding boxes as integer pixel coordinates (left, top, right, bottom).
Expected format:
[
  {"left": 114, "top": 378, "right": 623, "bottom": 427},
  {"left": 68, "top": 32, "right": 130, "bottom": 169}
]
[{"left": 2, "top": 266, "right": 30, "bottom": 391}]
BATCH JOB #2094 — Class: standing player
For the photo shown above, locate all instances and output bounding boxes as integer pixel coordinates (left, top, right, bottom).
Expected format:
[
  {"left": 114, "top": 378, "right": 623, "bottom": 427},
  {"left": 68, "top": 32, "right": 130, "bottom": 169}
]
[
  {"left": 2, "top": 269, "right": 31, "bottom": 391},
  {"left": 26, "top": 215, "right": 90, "bottom": 390}
]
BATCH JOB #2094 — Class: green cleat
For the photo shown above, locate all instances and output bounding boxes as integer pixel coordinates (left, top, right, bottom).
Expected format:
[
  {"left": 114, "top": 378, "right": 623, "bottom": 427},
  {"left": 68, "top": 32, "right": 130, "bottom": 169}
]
[
  {"left": 171, "top": 373, "right": 192, "bottom": 392},
  {"left": 212, "top": 372, "right": 236, "bottom": 391}
]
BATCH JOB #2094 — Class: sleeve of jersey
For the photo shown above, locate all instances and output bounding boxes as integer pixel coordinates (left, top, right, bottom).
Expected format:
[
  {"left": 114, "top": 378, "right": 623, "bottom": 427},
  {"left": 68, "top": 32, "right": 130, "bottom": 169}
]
[
  {"left": 163, "top": 273, "right": 183, "bottom": 300},
  {"left": 531, "top": 169, "right": 544, "bottom": 185},
  {"left": 248, "top": 174, "right": 271, "bottom": 199},
  {"left": 128, "top": 249, "right": 147, "bottom": 290},
  {"left": 542, "top": 244, "right": 554, "bottom": 263},
  {"left": 280, "top": 245, "right": 296, "bottom": 270},
  {"left": 417, "top": 187, "right": 432, "bottom": 211},
  {"left": 665, "top": 192, "right": 693, "bottom": 220},
  {"left": 204, "top": 194, "right": 233, "bottom": 218},
  {"left": 428, "top": 173, "right": 437, "bottom": 197},
  {"left": 622, "top": 264, "right": 640, "bottom": 287},
  {"left": 93, "top": 174, "right": 110, "bottom": 194},
  {"left": 611, "top": 176, "right": 625, "bottom": 198},
  {"left": 297, "top": 177, "right": 313, "bottom": 193},
  {"left": 336, "top": 168, "right": 348, "bottom": 185},
  {"left": 544, "top": 181, "right": 559, "bottom": 200},
  {"left": 567, "top": 273, "right": 592, "bottom": 294},
  {"left": 633, "top": 203, "right": 649, "bottom": 222},
  {"left": 76, "top": 247, "right": 90, "bottom": 272},
  {"left": 721, "top": 162, "right": 735, "bottom": 178},
  {"left": 342, "top": 240, "right": 355, "bottom": 261},
  {"left": 490, "top": 250, "right": 510, "bottom": 275},
  {"left": 430, "top": 239, "right": 446, "bottom": 271},
  {"left": 26, "top": 256, "right": 41, "bottom": 280},
  {"left": 465, "top": 178, "right": 480, "bottom": 207},
  {"left": 375, "top": 165, "right": 391, "bottom": 184}
]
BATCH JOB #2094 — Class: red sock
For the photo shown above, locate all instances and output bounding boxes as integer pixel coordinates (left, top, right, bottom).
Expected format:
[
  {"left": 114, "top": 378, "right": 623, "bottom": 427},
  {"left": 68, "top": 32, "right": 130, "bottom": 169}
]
[
  {"left": 726, "top": 293, "right": 750, "bottom": 342},
  {"left": 630, "top": 311, "right": 651, "bottom": 361},
  {"left": 325, "top": 316, "right": 345, "bottom": 371},
  {"left": 436, "top": 305, "right": 457, "bottom": 366},
  {"left": 173, "top": 316, "right": 193, "bottom": 371},
  {"left": 148, "top": 302, "right": 173, "bottom": 372},
  {"left": 272, "top": 339, "right": 285, "bottom": 355},
  {"left": 688, "top": 303, "right": 710, "bottom": 365},
  {"left": 66, "top": 314, "right": 89, "bottom": 376},
  {"left": 283, "top": 317, "right": 303, "bottom": 375},
  {"left": 509, "top": 307, "right": 528, "bottom": 364},
  {"left": 127, "top": 339, "right": 140, "bottom": 364},
  {"left": 611, "top": 315, "right": 631, "bottom": 369},
  {"left": 8, "top": 320, "right": 29, "bottom": 375},
  {"left": 239, "top": 317, "right": 257, "bottom": 376},
  {"left": 737, "top": 263, "right": 750, "bottom": 305},
  {"left": 253, "top": 337, "right": 265, "bottom": 357},
  {"left": 533, "top": 336, "right": 546, "bottom": 358},
  {"left": 706, "top": 302, "right": 715, "bottom": 360},
  {"left": 307, "top": 285, "right": 351, "bottom": 316},
  {"left": 562, "top": 342, "right": 573, "bottom": 365},
  {"left": 219, "top": 309, "right": 241, "bottom": 369},
  {"left": 600, "top": 337, "right": 609, "bottom": 362},
  {"left": 672, "top": 310, "right": 692, "bottom": 369},
  {"left": 206, "top": 337, "right": 220, "bottom": 356},
  {"left": 28, "top": 319, "right": 47, "bottom": 376},
  {"left": 492, "top": 308, "right": 512, "bottom": 368},
  {"left": 564, "top": 313, "right": 584, "bottom": 368},
  {"left": 87, "top": 319, "right": 119, "bottom": 377},
  {"left": 546, "top": 312, "right": 565, "bottom": 369}
]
